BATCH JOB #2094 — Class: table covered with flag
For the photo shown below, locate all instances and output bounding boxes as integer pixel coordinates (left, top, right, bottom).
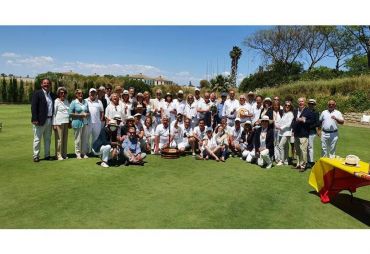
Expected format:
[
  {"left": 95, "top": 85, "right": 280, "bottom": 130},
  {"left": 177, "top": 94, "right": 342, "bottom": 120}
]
[{"left": 309, "top": 157, "right": 370, "bottom": 203}]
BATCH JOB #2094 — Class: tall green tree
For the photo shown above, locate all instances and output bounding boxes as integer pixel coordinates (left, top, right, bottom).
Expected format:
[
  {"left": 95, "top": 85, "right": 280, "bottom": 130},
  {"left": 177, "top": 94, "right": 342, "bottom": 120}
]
[
  {"left": 301, "top": 26, "right": 331, "bottom": 71},
  {"left": 323, "top": 26, "right": 357, "bottom": 71},
  {"left": 12, "top": 78, "right": 18, "bottom": 103},
  {"left": 346, "top": 26, "right": 370, "bottom": 68},
  {"left": 344, "top": 54, "right": 368, "bottom": 73},
  {"left": 1, "top": 77, "right": 7, "bottom": 102},
  {"left": 244, "top": 26, "right": 306, "bottom": 73},
  {"left": 229, "top": 46, "right": 242, "bottom": 86},
  {"left": 19, "top": 79, "right": 25, "bottom": 103}
]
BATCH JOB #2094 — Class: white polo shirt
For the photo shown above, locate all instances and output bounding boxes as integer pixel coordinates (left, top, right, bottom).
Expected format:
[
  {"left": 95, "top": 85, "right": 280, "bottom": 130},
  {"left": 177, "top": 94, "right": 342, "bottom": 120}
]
[
  {"left": 193, "top": 126, "right": 206, "bottom": 140},
  {"left": 222, "top": 98, "right": 240, "bottom": 119},
  {"left": 155, "top": 123, "right": 170, "bottom": 145},
  {"left": 319, "top": 109, "right": 344, "bottom": 132},
  {"left": 85, "top": 98, "right": 103, "bottom": 124}
]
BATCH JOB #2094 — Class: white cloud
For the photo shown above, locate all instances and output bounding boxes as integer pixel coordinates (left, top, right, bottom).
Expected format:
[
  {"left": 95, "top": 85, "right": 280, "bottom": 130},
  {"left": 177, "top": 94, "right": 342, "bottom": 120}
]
[
  {"left": 1, "top": 52, "right": 21, "bottom": 58},
  {"left": 55, "top": 61, "right": 162, "bottom": 77}
]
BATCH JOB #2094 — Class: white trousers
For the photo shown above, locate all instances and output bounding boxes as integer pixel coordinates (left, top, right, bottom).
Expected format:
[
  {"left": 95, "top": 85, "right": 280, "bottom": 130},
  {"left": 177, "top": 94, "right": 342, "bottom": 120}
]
[
  {"left": 308, "top": 133, "right": 316, "bottom": 163},
  {"left": 86, "top": 122, "right": 102, "bottom": 153},
  {"left": 242, "top": 150, "right": 255, "bottom": 163},
  {"left": 93, "top": 144, "right": 111, "bottom": 162},
  {"left": 278, "top": 136, "right": 290, "bottom": 163},
  {"left": 321, "top": 132, "right": 339, "bottom": 158},
  {"left": 33, "top": 118, "right": 52, "bottom": 158},
  {"left": 274, "top": 129, "right": 281, "bottom": 162},
  {"left": 73, "top": 125, "right": 88, "bottom": 156},
  {"left": 257, "top": 149, "right": 272, "bottom": 166}
]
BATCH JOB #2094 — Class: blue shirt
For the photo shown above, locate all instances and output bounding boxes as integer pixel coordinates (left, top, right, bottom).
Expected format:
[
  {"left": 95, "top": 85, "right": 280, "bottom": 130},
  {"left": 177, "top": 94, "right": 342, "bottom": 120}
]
[
  {"left": 69, "top": 99, "right": 89, "bottom": 129},
  {"left": 122, "top": 137, "right": 141, "bottom": 155},
  {"left": 217, "top": 101, "right": 225, "bottom": 119}
]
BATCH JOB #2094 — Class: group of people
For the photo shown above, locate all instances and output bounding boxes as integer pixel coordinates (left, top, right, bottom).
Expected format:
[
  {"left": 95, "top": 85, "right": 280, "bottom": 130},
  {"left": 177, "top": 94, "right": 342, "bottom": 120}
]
[{"left": 31, "top": 78, "right": 344, "bottom": 170}]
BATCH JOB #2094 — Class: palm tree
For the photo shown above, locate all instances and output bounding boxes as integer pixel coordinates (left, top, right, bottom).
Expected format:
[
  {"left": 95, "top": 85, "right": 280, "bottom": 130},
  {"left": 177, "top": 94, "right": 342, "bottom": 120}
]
[
  {"left": 229, "top": 46, "right": 242, "bottom": 86},
  {"left": 210, "top": 74, "right": 230, "bottom": 93}
]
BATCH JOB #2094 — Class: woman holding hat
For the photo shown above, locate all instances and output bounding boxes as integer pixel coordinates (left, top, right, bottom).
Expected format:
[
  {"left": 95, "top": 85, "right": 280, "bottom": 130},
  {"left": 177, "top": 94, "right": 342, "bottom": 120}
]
[
  {"left": 52, "top": 86, "right": 70, "bottom": 160},
  {"left": 254, "top": 115, "right": 274, "bottom": 169},
  {"left": 69, "top": 89, "right": 90, "bottom": 159}
]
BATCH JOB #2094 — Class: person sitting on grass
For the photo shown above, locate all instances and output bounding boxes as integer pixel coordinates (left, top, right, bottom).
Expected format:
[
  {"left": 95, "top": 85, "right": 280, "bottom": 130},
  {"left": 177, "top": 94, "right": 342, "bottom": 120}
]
[
  {"left": 193, "top": 118, "right": 207, "bottom": 156},
  {"left": 254, "top": 115, "right": 274, "bottom": 169},
  {"left": 122, "top": 126, "right": 146, "bottom": 166},
  {"left": 229, "top": 118, "right": 243, "bottom": 157},
  {"left": 213, "top": 124, "right": 229, "bottom": 162},
  {"left": 240, "top": 120, "right": 255, "bottom": 163},
  {"left": 200, "top": 127, "right": 220, "bottom": 161},
  {"left": 154, "top": 116, "right": 176, "bottom": 154},
  {"left": 92, "top": 119, "right": 119, "bottom": 168}
]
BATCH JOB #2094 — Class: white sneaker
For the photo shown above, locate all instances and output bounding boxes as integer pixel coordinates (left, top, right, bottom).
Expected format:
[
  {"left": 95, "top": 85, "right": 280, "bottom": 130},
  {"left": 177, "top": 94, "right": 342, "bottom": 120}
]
[
  {"left": 83, "top": 154, "right": 89, "bottom": 159},
  {"left": 57, "top": 156, "right": 64, "bottom": 161},
  {"left": 101, "top": 162, "right": 109, "bottom": 168},
  {"left": 76, "top": 154, "right": 82, "bottom": 159},
  {"left": 276, "top": 161, "right": 283, "bottom": 166},
  {"left": 266, "top": 163, "right": 273, "bottom": 169}
]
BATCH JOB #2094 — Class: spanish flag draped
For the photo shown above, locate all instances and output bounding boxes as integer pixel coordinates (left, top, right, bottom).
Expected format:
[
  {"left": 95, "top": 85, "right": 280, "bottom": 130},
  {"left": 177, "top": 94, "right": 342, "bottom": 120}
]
[{"left": 309, "top": 158, "right": 370, "bottom": 203}]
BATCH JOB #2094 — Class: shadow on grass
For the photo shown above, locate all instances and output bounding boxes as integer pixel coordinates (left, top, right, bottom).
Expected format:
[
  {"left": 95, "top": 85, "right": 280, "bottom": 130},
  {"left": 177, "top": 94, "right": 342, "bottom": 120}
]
[{"left": 309, "top": 191, "right": 370, "bottom": 226}]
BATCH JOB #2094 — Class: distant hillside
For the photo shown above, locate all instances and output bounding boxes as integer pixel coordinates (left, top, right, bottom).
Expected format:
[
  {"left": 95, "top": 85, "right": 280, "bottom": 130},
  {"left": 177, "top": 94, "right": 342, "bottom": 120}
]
[{"left": 256, "top": 75, "right": 370, "bottom": 113}]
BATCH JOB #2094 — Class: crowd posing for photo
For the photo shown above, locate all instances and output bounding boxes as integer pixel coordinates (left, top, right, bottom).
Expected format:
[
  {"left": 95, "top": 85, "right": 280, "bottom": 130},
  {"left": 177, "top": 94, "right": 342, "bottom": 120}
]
[{"left": 31, "top": 78, "right": 345, "bottom": 170}]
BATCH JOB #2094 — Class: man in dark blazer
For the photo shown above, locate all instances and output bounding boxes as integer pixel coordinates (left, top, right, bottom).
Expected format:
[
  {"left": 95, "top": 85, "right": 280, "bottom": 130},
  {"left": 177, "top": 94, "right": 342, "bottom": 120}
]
[
  {"left": 31, "top": 78, "right": 55, "bottom": 162},
  {"left": 291, "top": 97, "right": 313, "bottom": 171}
]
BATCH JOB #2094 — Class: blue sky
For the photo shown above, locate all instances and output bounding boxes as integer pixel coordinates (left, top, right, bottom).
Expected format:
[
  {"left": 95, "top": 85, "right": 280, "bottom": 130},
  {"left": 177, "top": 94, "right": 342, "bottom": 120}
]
[{"left": 0, "top": 26, "right": 337, "bottom": 85}]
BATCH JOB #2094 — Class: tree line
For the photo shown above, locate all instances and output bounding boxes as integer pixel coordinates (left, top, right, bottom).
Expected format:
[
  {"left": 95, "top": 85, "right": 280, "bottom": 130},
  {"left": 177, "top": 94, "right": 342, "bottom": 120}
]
[
  {"left": 0, "top": 77, "right": 33, "bottom": 103},
  {"left": 238, "top": 26, "right": 370, "bottom": 92}
]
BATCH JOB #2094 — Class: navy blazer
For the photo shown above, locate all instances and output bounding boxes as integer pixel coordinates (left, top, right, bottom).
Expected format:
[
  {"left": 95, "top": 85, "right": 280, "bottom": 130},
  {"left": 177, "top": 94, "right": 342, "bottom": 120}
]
[
  {"left": 253, "top": 127, "right": 274, "bottom": 157},
  {"left": 291, "top": 107, "right": 313, "bottom": 138},
  {"left": 31, "top": 89, "right": 55, "bottom": 126}
]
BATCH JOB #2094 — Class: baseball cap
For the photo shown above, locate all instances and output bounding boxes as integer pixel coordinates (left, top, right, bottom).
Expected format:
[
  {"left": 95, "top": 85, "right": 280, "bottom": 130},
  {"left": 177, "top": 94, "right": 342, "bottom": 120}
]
[
  {"left": 123, "top": 90, "right": 129, "bottom": 95},
  {"left": 263, "top": 97, "right": 272, "bottom": 102},
  {"left": 89, "top": 88, "right": 97, "bottom": 93},
  {"left": 113, "top": 114, "right": 121, "bottom": 120},
  {"left": 108, "top": 119, "right": 118, "bottom": 126},
  {"left": 98, "top": 86, "right": 106, "bottom": 91},
  {"left": 126, "top": 116, "right": 134, "bottom": 120},
  {"left": 206, "top": 127, "right": 213, "bottom": 132},
  {"left": 134, "top": 113, "right": 141, "bottom": 117},
  {"left": 221, "top": 92, "right": 227, "bottom": 97},
  {"left": 177, "top": 90, "right": 184, "bottom": 94},
  {"left": 235, "top": 118, "right": 241, "bottom": 122},
  {"left": 195, "top": 87, "right": 200, "bottom": 92}
]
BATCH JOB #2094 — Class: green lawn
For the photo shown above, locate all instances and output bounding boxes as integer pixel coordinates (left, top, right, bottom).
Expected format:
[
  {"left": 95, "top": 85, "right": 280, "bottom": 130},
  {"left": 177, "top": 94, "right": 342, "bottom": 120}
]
[{"left": 0, "top": 105, "right": 369, "bottom": 228}]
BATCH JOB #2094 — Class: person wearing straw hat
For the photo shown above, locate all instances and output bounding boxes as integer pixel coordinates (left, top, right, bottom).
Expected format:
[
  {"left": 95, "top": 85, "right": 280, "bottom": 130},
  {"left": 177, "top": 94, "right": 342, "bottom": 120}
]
[
  {"left": 240, "top": 120, "right": 255, "bottom": 163},
  {"left": 307, "top": 98, "right": 320, "bottom": 168},
  {"left": 258, "top": 97, "right": 273, "bottom": 124},
  {"left": 254, "top": 115, "right": 274, "bottom": 169},
  {"left": 291, "top": 97, "right": 313, "bottom": 172},
  {"left": 85, "top": 88, "right": 104, "bottom": 155},
  {"left": 318, "top": 99, "right": 344, "bottom": 159},
  {"left": 247, "top": 91, "right": 256, "bottom": 108},
  {"left": 92, "top": 119, "right": 120, "bottom": 168},
  {"left": 52, "top": 86, "right": 70, "bottom": 161}
]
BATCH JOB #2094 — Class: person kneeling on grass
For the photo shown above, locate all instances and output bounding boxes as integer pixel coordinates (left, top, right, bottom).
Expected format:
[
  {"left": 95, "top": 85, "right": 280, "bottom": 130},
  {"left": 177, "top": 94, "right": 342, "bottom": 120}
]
[
  {"left": 122, "top": 126, "right": 146, "bottom": 166},
  {"left": 240, "top": 120, "right": 255, "bottom": 163},
  {"left": 200, "top": 127, "right": 221, "bottom": 161},
  {"left": 253, "top": 115, "right": 274, "bottom": 169},
  {"left": 92, "top": 119, "right": 119, "bottom": 168}
]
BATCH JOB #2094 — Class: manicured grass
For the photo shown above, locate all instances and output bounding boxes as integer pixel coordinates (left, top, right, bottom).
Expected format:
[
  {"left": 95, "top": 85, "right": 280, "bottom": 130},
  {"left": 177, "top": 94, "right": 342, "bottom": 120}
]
[{"left": 0, "top": 105, "right": 369, "bottom": 228}]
